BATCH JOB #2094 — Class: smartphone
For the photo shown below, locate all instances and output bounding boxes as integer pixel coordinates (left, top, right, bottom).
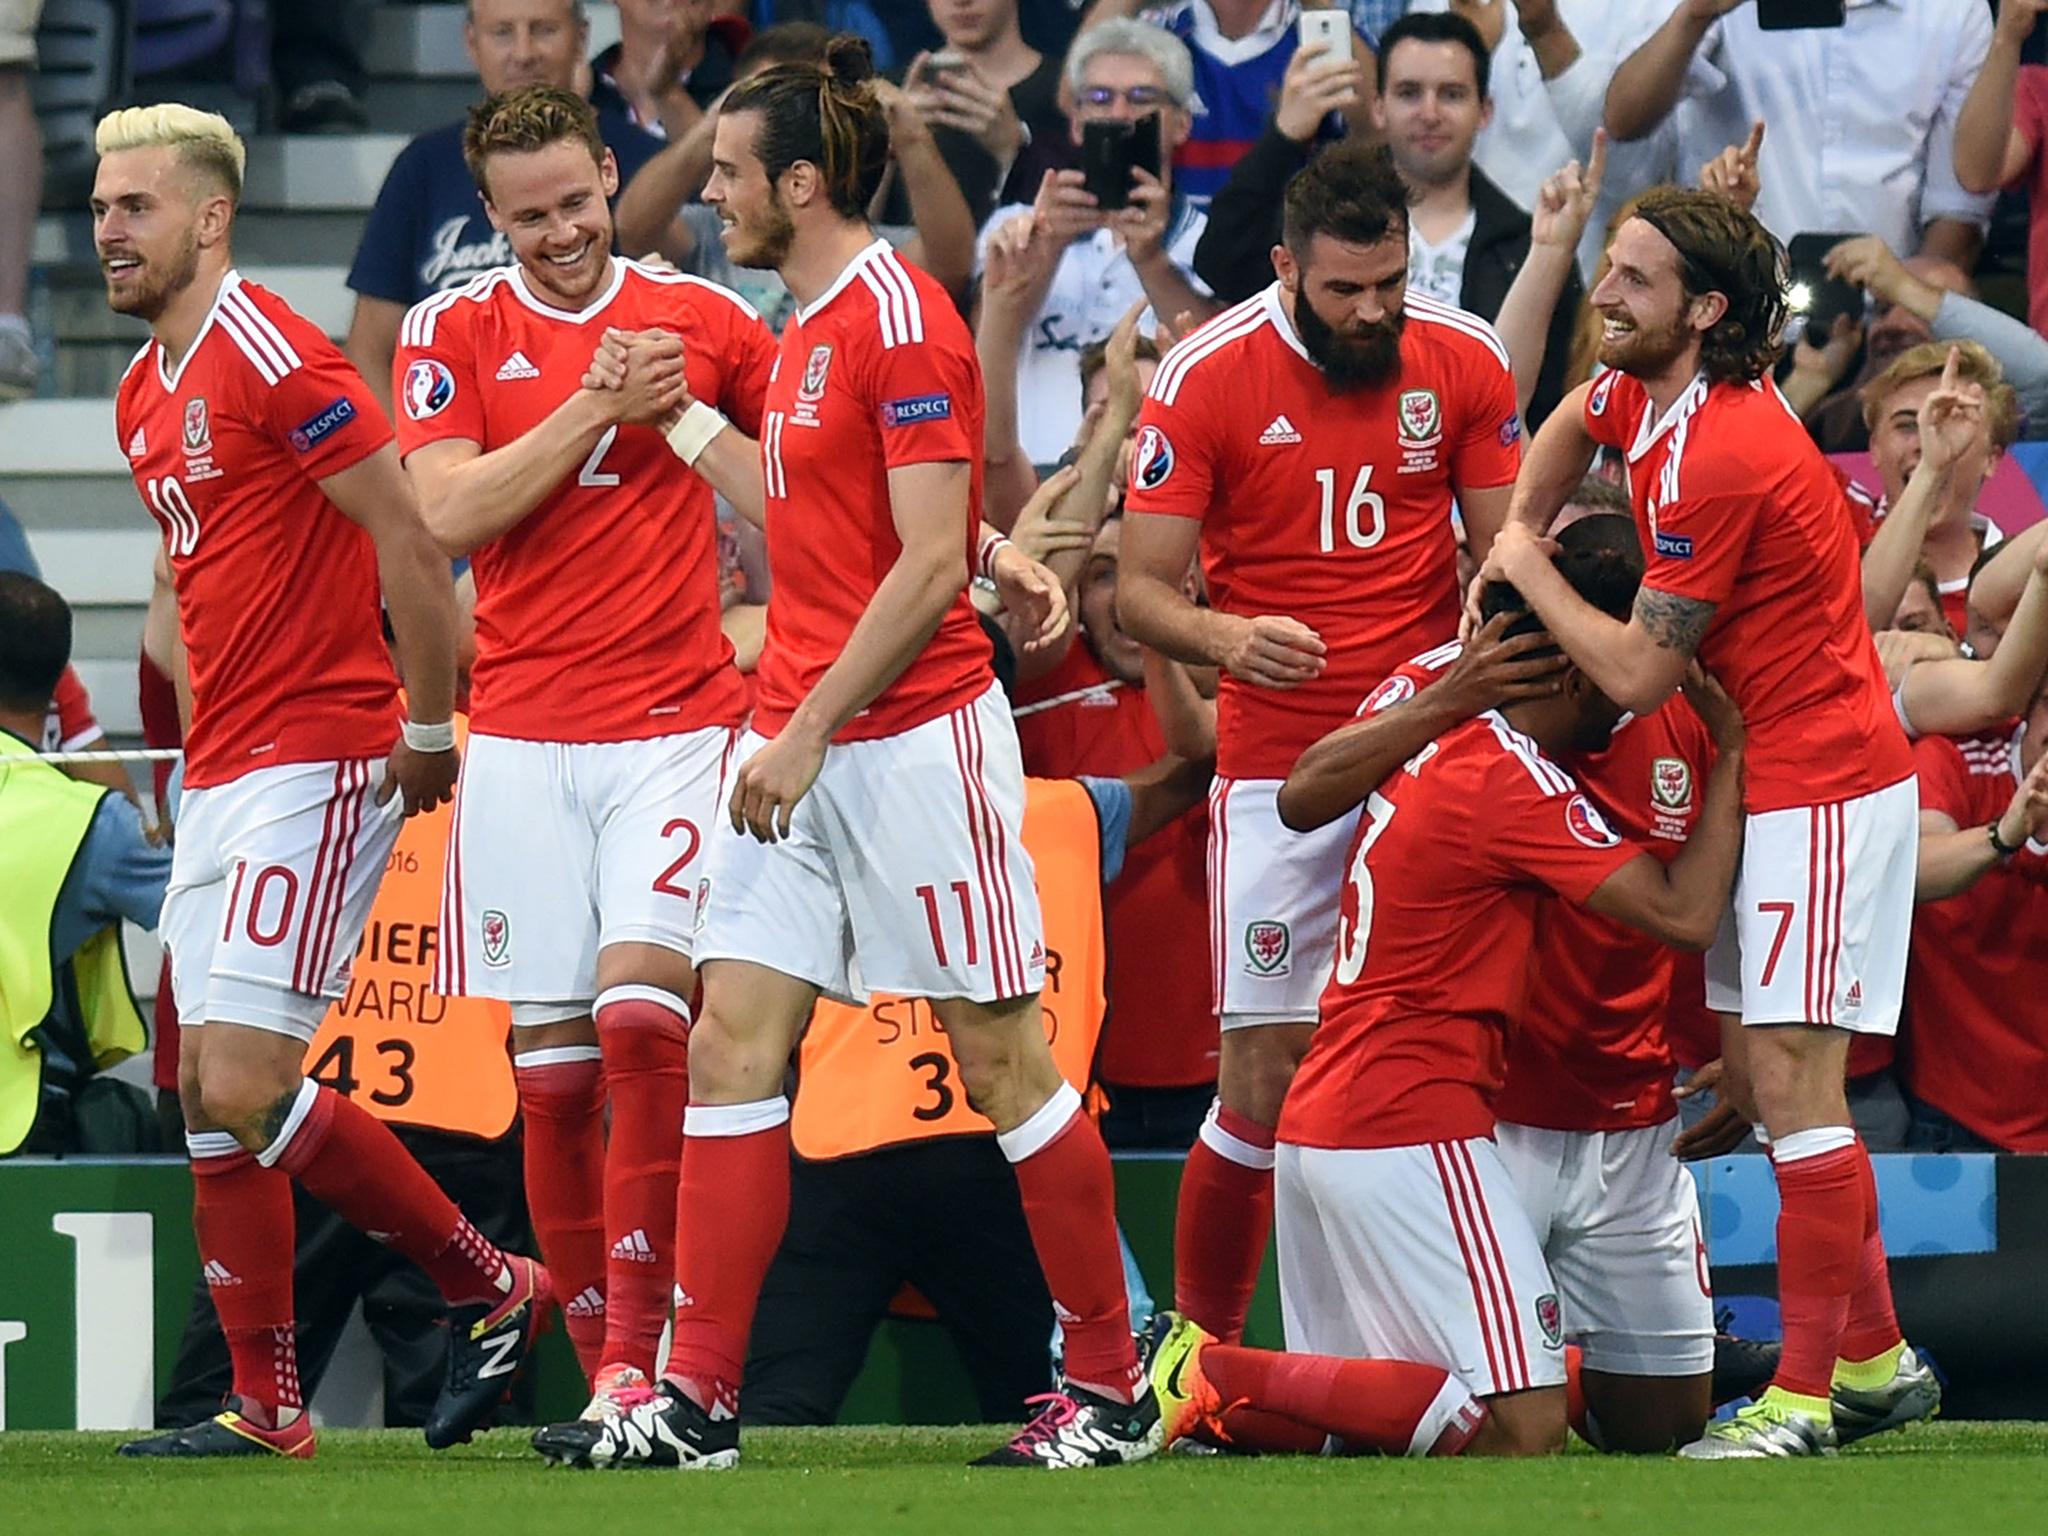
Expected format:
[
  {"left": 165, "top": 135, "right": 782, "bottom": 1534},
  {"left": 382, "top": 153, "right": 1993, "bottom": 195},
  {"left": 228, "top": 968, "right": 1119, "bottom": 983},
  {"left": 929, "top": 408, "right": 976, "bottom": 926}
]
[
  {"left": 1786, "top": 231, "right": 1862, "bottom": 348},
  {"left": 1080, "top": 113, "right": 1161, "bottom": 211},
  {"left": 922, "top": 48, "right": 969, "bottom": 77},
  {"left": 1755, "top": 0, "right": 1845, "bottom": 30},
  {"left": 1297, "top": 6, "right": 1350, "bottom": 59}
]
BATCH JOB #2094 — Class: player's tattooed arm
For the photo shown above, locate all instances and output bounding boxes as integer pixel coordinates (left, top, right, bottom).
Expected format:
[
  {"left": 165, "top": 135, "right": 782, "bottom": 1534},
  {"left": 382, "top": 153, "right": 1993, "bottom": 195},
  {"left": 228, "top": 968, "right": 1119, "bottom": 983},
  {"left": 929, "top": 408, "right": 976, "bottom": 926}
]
[{"left": 1633, "top": 587, "right": 1717, "bottom": 657}]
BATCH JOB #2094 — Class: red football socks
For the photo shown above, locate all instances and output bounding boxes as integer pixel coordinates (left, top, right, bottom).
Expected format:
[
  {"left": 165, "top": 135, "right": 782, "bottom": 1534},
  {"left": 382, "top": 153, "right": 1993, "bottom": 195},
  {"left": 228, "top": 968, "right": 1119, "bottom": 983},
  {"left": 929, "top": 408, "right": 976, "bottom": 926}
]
[
  {"left": 1173, "top": 1101, "right": 1275, "bottom": 1343},
  {"left": 662, "top": 1098, "right": 792, "bottom": 1416},
  {"left": 514, "top": 1046, "right": 608, "bottom": 1379},
  {"left": 189, "top": 1132, "right": 302, "bottom": 1418},
  {"left": 1839, "top": 1141, "right": 1904, "bottom": 1365},
  {"left": 1766, "top": 1129, "right": 1864, "bottom": 1400},
  {"left": 999, "top": 1084, "right": 1142, "bottom": 1403},
  {"left": 1202, "top": 1344, "right": 1485, "bottom": 1457},
  {"left": 594, "top": 988, "right": 691, "bottom": 1377},
  {"left": 266, "top": 1081, "right": 507, "bottom": 1307}
]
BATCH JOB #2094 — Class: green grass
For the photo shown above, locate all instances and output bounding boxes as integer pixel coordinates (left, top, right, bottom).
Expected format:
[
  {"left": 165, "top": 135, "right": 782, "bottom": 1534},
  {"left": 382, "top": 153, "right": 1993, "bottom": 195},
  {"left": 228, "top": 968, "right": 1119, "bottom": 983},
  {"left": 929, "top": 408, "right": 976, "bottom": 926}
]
[{"left": 3, "top": 1423, "right": 2045, "bottom": 1536}]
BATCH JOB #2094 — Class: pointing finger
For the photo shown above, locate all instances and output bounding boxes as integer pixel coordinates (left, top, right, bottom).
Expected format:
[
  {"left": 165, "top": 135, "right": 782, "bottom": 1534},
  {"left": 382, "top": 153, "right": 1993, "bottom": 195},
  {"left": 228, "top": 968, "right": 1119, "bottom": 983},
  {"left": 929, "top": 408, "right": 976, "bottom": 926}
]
[
  {"left": 1740, "top": 118, "right": 1764, "bottom": 166},
  {"left": 1585, "top": 126, "right": 1608, "bottom": 195}
]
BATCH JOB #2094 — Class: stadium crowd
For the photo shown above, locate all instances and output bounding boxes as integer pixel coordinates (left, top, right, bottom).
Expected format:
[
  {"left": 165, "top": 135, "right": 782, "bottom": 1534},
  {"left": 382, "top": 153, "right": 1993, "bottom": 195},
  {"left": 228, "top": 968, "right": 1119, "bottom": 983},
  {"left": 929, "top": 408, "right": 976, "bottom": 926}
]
[{"left": 4, "top": 0, "right": 2048, "bottom": 1471}]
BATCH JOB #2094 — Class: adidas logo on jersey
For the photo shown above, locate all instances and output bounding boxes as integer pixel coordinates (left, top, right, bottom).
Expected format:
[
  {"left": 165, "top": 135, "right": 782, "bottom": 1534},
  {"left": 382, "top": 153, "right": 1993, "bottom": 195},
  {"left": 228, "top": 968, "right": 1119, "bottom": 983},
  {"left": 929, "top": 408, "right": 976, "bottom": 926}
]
[
  {"left": 202, "top": 1260, "right": 242, "bottom": 1287},
  {"left": 674, "top": 1284, "right": 694, "bottom": 1309},
  {"left": 611, "top": 1229, "right": 658, "bottom": 1264},
  {"left": 1258, "top": 413, "right": 1302, "bottom": 445},
  {"left": 495, "top": 350, "right": 541, "bottom": 381},
  {"left": 565, "top": 1286, "right": 606, "bottom": 1318},
  {"left": 127, "top": 426, "right": 148, "bottom": 458}
]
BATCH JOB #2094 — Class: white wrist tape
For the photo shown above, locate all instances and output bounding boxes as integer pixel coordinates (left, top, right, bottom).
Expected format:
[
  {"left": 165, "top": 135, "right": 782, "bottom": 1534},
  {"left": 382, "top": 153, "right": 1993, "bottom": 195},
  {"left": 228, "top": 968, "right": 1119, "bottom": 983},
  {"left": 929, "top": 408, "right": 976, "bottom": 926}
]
[
  {"left": 665, "top": 401, "right": 730, "bottom": 466},
  {"left": 401, "top": 718, "right": 456, "bottom": 753}
]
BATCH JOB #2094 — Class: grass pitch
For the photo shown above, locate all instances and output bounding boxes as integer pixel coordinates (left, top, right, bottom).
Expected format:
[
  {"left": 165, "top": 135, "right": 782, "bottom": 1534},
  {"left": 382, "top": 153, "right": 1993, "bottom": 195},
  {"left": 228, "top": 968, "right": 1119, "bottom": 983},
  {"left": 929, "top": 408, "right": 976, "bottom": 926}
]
[{"left": 4, "top": 1422, "right": 2044, "bottom": 1536}]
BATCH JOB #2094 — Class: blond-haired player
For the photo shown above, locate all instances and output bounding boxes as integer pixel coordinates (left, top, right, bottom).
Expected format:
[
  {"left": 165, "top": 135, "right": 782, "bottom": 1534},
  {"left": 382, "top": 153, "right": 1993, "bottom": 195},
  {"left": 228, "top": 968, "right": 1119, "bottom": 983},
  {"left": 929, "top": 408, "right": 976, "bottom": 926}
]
[{"left": 97, "top": 103, "right": 548, "bottom": 1460}]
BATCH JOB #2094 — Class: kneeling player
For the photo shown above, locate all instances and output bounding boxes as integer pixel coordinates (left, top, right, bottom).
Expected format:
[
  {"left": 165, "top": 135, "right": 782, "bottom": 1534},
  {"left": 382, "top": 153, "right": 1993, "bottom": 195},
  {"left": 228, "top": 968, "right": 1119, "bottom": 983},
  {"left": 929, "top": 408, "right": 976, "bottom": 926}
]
[
  {"left": 1145, "top": 523, "right": 1745, "bottom": 1457},
  {"left": 1284, "top": 506, "right": 1717, "bottom": 1451}
]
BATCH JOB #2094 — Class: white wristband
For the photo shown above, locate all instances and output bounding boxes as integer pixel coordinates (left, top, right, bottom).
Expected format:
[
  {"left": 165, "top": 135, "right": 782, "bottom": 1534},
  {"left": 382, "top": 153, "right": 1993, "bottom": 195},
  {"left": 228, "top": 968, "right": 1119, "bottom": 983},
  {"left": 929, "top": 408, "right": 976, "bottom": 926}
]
[
  {"left": 978, "top": 532, "right": 1012, "bottom": 584},
  {"left": 401, "top": 718, "right": 456, "bottom": 753},
  {"left": 665, "top": 401, "right": 730, "bottom": 466}
]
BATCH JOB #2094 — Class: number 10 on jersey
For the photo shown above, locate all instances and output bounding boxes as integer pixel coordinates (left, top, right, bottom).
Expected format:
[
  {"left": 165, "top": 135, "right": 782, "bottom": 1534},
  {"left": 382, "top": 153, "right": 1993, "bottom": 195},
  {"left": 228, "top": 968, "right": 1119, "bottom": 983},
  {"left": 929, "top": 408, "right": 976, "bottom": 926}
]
[{"left": 1316, "top": 465, "right": 1386, "bottom": 553}]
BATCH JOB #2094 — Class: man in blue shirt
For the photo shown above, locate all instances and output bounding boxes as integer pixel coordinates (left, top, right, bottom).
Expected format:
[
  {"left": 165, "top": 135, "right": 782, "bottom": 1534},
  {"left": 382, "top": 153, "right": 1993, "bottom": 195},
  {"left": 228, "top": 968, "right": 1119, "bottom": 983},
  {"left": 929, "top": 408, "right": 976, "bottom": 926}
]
[{"left": 342, "top": 0, "right": 667, "bottom": 414}]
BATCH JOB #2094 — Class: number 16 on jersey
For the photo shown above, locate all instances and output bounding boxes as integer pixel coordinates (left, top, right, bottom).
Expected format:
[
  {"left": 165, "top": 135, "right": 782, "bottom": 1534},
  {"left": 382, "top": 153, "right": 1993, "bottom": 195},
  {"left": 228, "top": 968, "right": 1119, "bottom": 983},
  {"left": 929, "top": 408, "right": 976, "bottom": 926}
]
[{"left": 1316, "top": 465, "right": 1385, "bottom": 553}]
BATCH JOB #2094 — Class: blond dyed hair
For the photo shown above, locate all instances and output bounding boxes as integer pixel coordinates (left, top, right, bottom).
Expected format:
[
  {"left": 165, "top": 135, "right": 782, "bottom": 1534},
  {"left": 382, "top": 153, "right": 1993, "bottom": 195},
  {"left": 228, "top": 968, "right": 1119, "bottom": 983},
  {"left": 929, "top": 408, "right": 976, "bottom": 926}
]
[
  {"left": 94, "top": 103, "right": 247, "bottom": 202},
  {"left": 1862, "top": 339, "right": 2020, "bottom": 454}
]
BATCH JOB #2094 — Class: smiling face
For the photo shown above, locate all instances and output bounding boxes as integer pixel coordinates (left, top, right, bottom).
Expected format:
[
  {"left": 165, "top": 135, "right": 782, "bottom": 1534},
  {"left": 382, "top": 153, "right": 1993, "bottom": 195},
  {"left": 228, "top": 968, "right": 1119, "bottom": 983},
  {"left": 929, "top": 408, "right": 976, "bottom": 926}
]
[
  {"left": 1374, "top": 38, "right": 1488, "bottom": 189},
  {"left": 91, "top": 146, "right": 220, "bottom": 321},
  {"left": 478, "top": 137, "right": 620, "bottom": 308},
  {"left": 1869, "top": 373, "right": 1995, "bottom": 514},
  {"left": 1587, "top": 218, "right": 1710, "bottom": 381},
  {"left": 704, "top": 109, "right": 798, "bottom": 270},
  {"left": 1079, "top": 518, "right": 1144, "bottom": 683}
]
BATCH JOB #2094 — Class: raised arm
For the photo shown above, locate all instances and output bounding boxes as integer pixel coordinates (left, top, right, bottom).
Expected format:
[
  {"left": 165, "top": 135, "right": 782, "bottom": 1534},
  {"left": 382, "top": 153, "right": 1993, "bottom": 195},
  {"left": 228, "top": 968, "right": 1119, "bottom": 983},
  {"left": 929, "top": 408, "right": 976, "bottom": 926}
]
[
  {"left": 1917, "top": 755, "right": 2048, "bottom": 901},
  {"left": 1495, "top": 137, "right": 1606, "bottom": 424},
  {"left": 1899, "top": 553, "right": 2048, "bottom": 737},
  {"left": 1582, "top": 669, "right": 1744, "bottom": 948},
  {"left": 1503, "top": 380, "right": 1599, "bottom": 534},
  {"left": 1604, "top": 0, "right": 1734, "bottom": 144},
  {"left": 877, "top": 83, "right": 979, "bottom": 303},
  {"left": 319, "top": 444, "right": 460, "bottom": 815},
  {"left": 974, "top": 207, "right": 1060, "bottom": 529},
  {"left": 1861, "top": 346, "right": 1985, "bottom": 632},
  {"left": 1954, "top": 0, "right": 2042, "bottom": 194}
]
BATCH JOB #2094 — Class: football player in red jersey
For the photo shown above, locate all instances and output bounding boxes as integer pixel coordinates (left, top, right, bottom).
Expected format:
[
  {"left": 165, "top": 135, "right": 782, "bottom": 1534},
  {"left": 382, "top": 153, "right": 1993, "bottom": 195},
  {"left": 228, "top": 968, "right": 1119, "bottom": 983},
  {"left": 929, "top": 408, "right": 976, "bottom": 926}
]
[
  {"left": 392, "top": 86, "right": 777, "bottom": 1421},
  {"left": 94, "top": 104, "right": 547, "bottom": 1461},
  {"left": 1138, "top": 521, "right": 1745, "bottom": 1460},
  {"left": 1113, "top": 139, "right": 1524, "bottom": 1349},
  {"left": 1285, "top": 501, "right": 1720, "bottom": 1453},
  {"left": 539, "top": 38, "right": 1159, "bottom": 1472},
  {"left": 1481, "top": 187, "right": 1936, "bottom": 1457}
]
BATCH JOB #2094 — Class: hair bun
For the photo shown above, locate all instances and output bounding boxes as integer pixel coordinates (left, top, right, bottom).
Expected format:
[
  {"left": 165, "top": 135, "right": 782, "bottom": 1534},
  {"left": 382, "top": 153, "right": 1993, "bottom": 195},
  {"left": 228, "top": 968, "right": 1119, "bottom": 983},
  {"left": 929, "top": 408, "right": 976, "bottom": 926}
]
[{"left": 823, "top": 33, "right": 874, "bottom": 85}]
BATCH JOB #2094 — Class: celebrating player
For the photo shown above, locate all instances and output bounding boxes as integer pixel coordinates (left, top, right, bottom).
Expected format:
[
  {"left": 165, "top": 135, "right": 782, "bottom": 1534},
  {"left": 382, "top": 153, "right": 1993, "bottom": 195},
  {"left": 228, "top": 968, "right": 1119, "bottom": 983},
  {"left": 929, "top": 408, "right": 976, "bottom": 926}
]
[
  {"left": 94, "top": 104, "right": 547, "bottom": 1460},
  {"left": 536, "top": 38, "right": 1159, "bottom": 1470},
  {"left": 1147, "top": 523, "right": 1745, "bottom": 1459},
  {"left": 392, "top": 85, "right": 775, "bottom": 1421},
  {"left": 1481, "top": 187, "right": 1937, "bottom": 1457},
  {"left": 1285, "top": 502, "right": 1719, "bottom": 1453},
  {"left": 1114, "top": 139, "right": 1523, "bottom": 1346}
]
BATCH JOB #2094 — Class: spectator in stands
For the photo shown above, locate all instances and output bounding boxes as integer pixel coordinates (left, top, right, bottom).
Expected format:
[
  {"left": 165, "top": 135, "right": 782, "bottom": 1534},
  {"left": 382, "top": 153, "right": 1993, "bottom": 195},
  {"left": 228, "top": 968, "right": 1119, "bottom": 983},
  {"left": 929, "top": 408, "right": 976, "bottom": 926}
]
[
  {"left": 1820, "top": 234, "right": 2048, "bottom": 446},
  {"left": 0, "top": 572, "right": 166, "bottom": 1158},
  {"left": 1781, "top": 246, "right": 1974, "bottom": 456},
  {"left": 891, "top": 0, "right": 1075, "bottom": 223},
  {"left": 275, "top": 4, "right": 376, "bottom": 134},
  {"left": 1953, "top": 0, "right": 2048, "bottom": 339},
  {"left": 1082, "top": 3, "right": 1372, "bottom": 209},
  {"left": 1862, "top": 342, "right": 2019, "bottom": 640},
  {"left": 591, "top": 0, "right": 748, "bottom": 139},
  {"left": 748, "top": 0, "right": 928, "bottom": 69},
  {"left": 1603, "top": 0, "right": 1995, "bottom": 268},
  {"left": 343, "top": 0, "right": 668, "bottom": 414},
  {"left": 1907, "top": 679, "right": 2048, "bottom": 1155},
  {"left": 0, "top": 0, "right": 41, "bottom": 398},
  {"left": 976, "top": 17, "right": 1213, "bottom": 465}
]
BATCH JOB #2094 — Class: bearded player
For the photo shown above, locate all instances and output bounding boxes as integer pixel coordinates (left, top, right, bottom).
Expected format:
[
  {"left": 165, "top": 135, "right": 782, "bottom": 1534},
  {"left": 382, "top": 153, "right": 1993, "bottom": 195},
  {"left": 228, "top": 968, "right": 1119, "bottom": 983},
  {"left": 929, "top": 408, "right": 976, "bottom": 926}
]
[
  {"left": 94, "top": 104, "right": 546, "bottom": 1460},
  {"left": 392, "top": 85, "right": 775, "bottom": 1421},
  {"left": 536, "top": 37, "right": 1157, "bottom": 1470},
  {"left": 1115, "top": 139, "right": 1523, "bottom": 1346},
  {"left": 1480, "top": 187, "right": 1936, "bottom": 1458}
]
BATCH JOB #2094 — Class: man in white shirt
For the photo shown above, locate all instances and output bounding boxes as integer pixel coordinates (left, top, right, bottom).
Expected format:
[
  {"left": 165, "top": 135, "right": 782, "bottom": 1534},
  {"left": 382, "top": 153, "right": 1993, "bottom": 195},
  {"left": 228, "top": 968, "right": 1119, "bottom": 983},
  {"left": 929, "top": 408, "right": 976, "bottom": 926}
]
[
  {"left": 1603, "top": 0, "right": 1994, "bottom": 268},
  {"left": 975, "top": 17, "right": 1215, "bottom": 464}
]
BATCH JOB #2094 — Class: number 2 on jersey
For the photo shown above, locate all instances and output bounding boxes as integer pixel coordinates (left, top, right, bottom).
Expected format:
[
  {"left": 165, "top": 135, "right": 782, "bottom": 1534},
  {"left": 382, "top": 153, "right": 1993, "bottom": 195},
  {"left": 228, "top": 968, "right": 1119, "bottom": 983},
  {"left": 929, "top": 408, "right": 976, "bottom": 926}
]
[
  {"left": 578, "top": 425, "right": 622, "bottom": 487},
  {"left": 1333, "top": 791, "right": 1397, "bottom": 985},
  {"left": 1315, "top": 465, "right": 1386, "bottom": 553}
]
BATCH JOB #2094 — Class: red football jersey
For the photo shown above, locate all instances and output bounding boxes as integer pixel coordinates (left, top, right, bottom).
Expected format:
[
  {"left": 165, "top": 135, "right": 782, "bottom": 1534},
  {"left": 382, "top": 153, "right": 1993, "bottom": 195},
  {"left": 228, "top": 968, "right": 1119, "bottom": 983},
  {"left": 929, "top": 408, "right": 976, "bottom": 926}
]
[
  {"left": 1279, "top": 711, "right": 1641, "bottom": 1152},
  {"left": 1905, "top": 728, "right": 2048, "bottom": 1152},
  {"left": 393, "top": 259, "right": 766, "bottom": 741},
  {"left": 1360, "top": 645, "right": 1712, "bottom": 1132},
  {"left": 1126, "top": 286, "right": 1521, "bottom": 780},
  {"left": 116, "top": 271, "right": 399, "bottom": 788},
  {"left": 1583, "top": 370, "right": 1912, "bottom": 812},
  {"left": 42, "top": 666, "right": 100, "bottom": 753},
  {"left": 752, "top": 242, "right": 991, "bottom": 741},
  {"left": 1013, "top": 643, "right": 1216, "bottom": 1089}
]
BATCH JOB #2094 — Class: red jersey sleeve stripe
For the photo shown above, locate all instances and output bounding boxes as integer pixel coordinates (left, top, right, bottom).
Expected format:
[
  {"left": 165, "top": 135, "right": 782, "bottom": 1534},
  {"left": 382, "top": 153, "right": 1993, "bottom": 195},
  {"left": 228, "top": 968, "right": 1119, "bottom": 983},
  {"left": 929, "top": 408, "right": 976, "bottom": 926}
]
[
  {"left": 877, "top": 251, "right": 927, "bottom": 344},
  {"left": 401, "top": 270, "right": 507, "bottom": 348},
  {"left": 1430, "top": 1141, "right": 1509, "bottom": 1391},
  {"left": 1150, "top": 295, "right": 1268, "bottom": 406},
  {"left": 215, "top": 298, "right": 293, "bottom": 384},
  {"left": 223, "top": 285, "right": 305, "bottom": 369},
  {"left": 1403, "top": 293, "right": 1511, "bottom": 372},
  {"left": 1485, "top": 715, "right": 1574, "bottom": 795}
]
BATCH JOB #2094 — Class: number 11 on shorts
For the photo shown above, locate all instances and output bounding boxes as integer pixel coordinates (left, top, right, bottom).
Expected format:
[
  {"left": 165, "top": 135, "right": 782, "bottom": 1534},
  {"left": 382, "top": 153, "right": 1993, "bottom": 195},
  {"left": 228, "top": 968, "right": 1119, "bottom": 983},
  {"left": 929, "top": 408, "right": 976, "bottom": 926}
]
[{"left": 915, "top": 881, "right": 978, "bottom": 967}]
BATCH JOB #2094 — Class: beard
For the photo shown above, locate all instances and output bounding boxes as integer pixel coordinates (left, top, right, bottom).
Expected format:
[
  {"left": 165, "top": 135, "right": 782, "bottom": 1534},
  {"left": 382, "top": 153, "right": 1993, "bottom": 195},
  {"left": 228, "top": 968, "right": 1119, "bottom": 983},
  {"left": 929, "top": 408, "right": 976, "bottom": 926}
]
[
  {"left": 104, "top": 230, "right": 201, "bottom": 322},
  {"left": 724, "top": 189, "right": 796, "bottom": 271},
  {"left": 1595, "top": 309, "right": 1691, "bottom": 378},
  {"left": 1296, "top": 294, "right": 1405, "bottom": 393}
]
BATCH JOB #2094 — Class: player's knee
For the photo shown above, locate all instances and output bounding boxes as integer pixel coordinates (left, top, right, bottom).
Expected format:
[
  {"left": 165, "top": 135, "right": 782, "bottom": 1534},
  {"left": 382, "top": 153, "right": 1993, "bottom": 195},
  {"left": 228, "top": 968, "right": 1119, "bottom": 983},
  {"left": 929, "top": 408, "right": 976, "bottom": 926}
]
[
  {"left": 679, "top": 1009, "right": 778, "bottom": 1101},
  {"left": 1219, "top": 1045, "right": 1302, "bottom": 1128},
  {"left": 194, "top": 1054, "right": 300, "bottom": 1139}
]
